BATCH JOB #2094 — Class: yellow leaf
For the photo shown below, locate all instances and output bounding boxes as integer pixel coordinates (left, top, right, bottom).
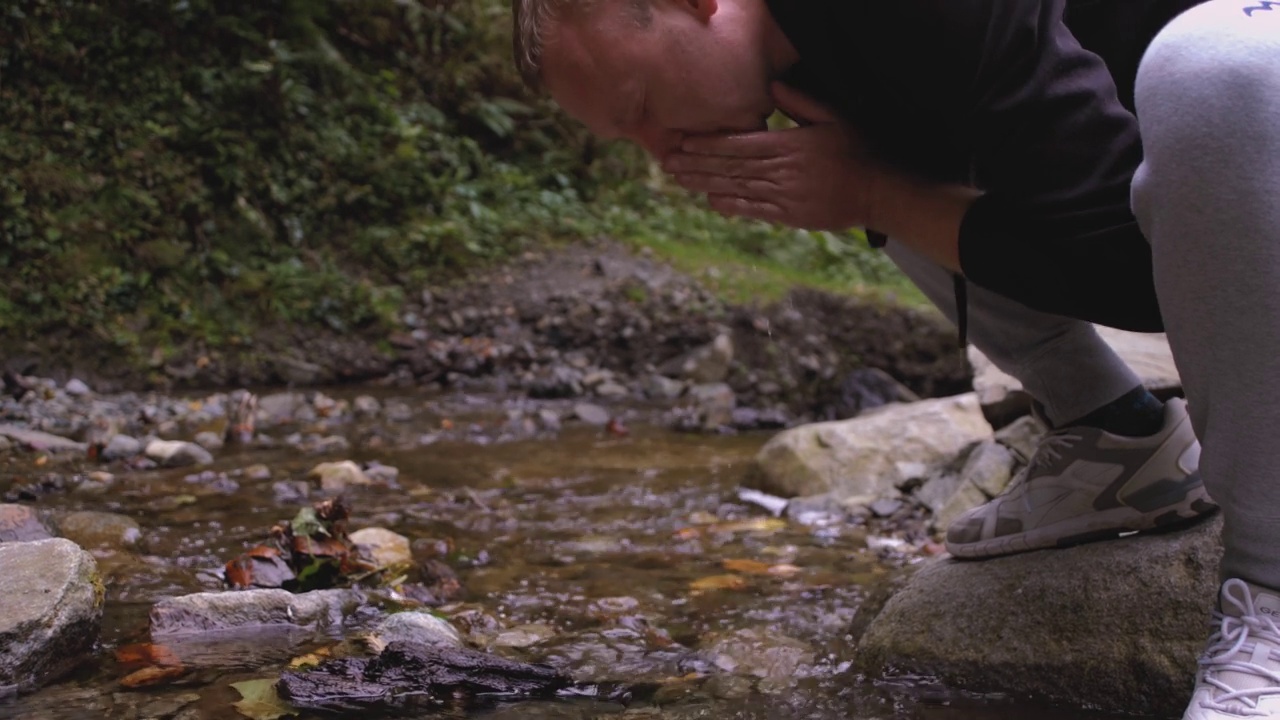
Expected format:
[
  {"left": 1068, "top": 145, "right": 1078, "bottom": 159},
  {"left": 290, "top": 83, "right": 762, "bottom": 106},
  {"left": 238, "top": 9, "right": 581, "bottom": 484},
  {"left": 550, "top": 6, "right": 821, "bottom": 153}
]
[
  {"left": 721, "top": 559, "right": 774, "bottom": 575},
  {"left": 231, "top": 679, "right": 297, "bottom": 720},
  {"left": 690, "top": 574, "right": 748, "bottom": 592},
  {"left": 287, "top": 646, "right": 333, "bottom": 669}
]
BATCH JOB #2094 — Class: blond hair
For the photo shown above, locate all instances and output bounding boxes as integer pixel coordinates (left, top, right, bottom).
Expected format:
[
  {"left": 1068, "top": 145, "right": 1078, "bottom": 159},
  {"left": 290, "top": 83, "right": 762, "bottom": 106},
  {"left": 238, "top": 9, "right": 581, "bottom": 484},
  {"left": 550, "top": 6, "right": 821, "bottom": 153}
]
[{"left": 511, "top": 0, "right": 651, "bottom": 88}]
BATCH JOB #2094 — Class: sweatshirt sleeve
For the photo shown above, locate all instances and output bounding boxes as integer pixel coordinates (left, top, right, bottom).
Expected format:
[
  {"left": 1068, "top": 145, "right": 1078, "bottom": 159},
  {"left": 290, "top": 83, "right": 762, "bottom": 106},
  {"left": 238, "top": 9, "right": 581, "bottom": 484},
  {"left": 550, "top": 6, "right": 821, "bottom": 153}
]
[{"left": 855, "top": 0, "right": 1163, "bottom": 331}]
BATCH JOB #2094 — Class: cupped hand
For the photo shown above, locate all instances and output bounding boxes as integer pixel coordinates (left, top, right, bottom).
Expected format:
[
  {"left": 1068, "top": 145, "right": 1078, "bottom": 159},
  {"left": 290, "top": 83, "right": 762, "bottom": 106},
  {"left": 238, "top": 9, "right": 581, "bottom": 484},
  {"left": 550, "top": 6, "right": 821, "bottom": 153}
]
[{"left": 662, "top": 83, "right": 876, "bottom": 232}]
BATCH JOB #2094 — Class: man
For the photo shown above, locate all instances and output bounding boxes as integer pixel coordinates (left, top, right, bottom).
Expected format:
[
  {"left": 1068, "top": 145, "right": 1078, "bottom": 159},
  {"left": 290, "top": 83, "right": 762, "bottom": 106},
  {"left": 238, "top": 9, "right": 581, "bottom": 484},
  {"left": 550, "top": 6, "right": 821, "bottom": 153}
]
[{"left": 510, "top": 0, "right": 1280, "bottom": 717}]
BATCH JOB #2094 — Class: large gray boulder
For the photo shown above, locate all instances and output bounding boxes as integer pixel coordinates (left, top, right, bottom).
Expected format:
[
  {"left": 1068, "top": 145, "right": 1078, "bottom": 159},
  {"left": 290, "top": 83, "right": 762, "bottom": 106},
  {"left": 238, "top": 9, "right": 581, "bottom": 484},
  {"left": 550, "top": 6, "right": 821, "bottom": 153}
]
[
  {"left": 855, "top": 515, "right": 1223, "bottom": 717},
  {"left": 749, "top": 394, "right": 992, "bottom": 500},
  {"left": 971, "top": 327, "right": 1182, "bottom": 424},
  {"left": 0, "top": 539, "right": 104, "bottom": 692}
]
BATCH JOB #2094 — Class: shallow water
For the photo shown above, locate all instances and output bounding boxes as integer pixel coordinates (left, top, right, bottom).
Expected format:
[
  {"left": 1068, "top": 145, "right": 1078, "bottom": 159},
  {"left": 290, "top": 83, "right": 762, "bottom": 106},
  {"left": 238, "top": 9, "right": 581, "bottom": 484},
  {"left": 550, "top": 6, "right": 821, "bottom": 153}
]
[{"left": 0, "top": 395, "right": 1152, "bottom": 720}]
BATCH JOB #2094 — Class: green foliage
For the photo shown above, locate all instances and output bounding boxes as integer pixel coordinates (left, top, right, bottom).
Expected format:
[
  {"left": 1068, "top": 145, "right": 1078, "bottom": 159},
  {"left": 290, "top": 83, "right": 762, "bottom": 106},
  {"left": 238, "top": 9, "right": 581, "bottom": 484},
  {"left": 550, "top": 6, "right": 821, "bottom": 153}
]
[{"left": 0, "top": 0, "right": 903, "bottom": 358}]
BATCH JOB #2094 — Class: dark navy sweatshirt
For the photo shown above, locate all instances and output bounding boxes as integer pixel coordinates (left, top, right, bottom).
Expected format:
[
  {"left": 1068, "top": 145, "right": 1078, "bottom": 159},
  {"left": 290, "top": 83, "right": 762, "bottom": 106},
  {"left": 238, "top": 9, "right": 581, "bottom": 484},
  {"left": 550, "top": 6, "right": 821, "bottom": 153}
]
[{"left": 766, "top": 0, "right": 1206, "bottom": 331}]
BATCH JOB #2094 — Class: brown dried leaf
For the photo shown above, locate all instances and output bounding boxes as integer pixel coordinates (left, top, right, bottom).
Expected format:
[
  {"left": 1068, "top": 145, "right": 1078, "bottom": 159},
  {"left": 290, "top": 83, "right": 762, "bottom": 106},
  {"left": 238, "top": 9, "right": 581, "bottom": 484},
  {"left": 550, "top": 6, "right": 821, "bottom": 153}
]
[
  {"left": 689, "top": 574, "right": 748, "bottom": 593},
  {"left": 721, "top": 559, "right": 775, "bottom": 576},
  {"left": 120, "top": 664, "right": 187, "bottom": 688}
]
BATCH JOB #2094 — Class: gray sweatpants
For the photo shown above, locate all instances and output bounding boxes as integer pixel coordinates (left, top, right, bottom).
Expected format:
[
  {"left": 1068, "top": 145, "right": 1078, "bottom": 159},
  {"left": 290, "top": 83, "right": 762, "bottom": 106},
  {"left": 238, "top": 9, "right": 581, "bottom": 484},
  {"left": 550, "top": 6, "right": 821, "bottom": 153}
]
[{"left": 890, "top": 0, "right": 1280, "bottom": 587}]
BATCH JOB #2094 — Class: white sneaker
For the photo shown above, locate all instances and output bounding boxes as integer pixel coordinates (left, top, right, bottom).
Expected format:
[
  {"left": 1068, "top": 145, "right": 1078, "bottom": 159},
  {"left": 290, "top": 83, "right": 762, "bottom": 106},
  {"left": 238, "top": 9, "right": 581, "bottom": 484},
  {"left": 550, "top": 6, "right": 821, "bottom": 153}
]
[
  {"left": 1185, "top": 579, "right": 1280, "bottom": 718},
  {"left": 946, "top": 397, "right": 1216, "bottom": 559}
]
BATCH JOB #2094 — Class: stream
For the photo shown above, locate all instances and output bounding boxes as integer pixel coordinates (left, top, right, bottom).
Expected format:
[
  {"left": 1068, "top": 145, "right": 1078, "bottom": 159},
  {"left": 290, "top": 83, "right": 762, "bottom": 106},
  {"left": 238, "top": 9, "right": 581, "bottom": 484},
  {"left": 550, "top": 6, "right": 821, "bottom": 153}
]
[{"left": 0, "top": 390, "right": 1150, "bottom": 720}]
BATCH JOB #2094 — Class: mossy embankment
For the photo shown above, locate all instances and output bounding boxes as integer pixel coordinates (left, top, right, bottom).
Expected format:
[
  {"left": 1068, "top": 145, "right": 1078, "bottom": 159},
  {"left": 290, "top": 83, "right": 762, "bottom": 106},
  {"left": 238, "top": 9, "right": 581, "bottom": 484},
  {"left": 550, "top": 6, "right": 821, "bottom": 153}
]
[{"left": 1, "top": 0, "right": 919, "bottom": 390}]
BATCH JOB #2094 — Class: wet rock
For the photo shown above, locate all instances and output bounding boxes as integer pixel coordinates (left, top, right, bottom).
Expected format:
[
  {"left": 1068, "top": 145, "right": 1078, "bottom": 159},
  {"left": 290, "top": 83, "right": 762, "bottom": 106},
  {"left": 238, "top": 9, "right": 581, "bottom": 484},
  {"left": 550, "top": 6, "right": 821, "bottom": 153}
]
[
  {"left": 363, "top": 463, "right": 399, "bottom": 485},
  {"left": 659, "top": 333, "right": 734, "bottom": 384},
  {"left": 369, "top": 611, "right": 462, "bottom": 650},
  {"left": 642, "top": 374, "right": 686, "bottom": 401},
  {"left": 349, "top": 527, "right": 412, "bottom": 570},
  {"left": 193, "top": 431, "right": 224, "bottom": 452},
  {"left": 273, "top": 480, "right": 311, "bottom": 504},
  {"left": 0, "top": 425, "right": 87, "bottom": 454},
  {"left": 0, "top": 504, "right": 53, "bottom": 543},
  {"left": 145, "top": 440, "right": 214, "bottom": 468},
  {"left": 536, "top": 409, "right": 562, "bottom": 433},
  {"left": 572, "top": 402, "right": 611, "bottom": 426},
  {"left": 749, "top": 394, "right": 992, "bottom": 500},
  {"left": 308, "top": 461, "right": 371, "bottom": 492},
  {"left": 149, "top": 588, "right": 364, "bottom": 637},
  {"left": 56, "top": 511, "right": 142, "bottom": 551},
  {"left": 595, "top": 381, "right": 630, "bottom": 399},
  {"left": 970, "top": 327, "right": 1182, "bottom": 426},
  {"left": 0, "top": 539, "right": 103, "bottom": 691},
  {"left": 353, "top": 395, "right": 381, "bottom": 417},
  {"left": 257, "top": 393, "right": 304, "bottom": 423},
  {"left": 384, "top": 401, "right": 414, "bottom": 423},
  {"left": 63, "top": 378, "right": 92, "bottom": 397},
  {"left": 686, "top": 383, "right": 736, "bottom": 430},
  {"left": 277, "top": 641, "right": 573, "bottom": 714},
  {"left": 927, "top": 442, "right": 1019, "bottom": 532},
  {"left": 994, "top": 414, "right": 1048, "bottom": 462},
  {"left": 856, "top": 515, "right": 1222, "bottom": 718},
  {"left": 0, "top": 436, "right": 10, "bottom": 454},
  {"left": 304, "top": 435, "right": 351, "bottom": 455},
  {"left": 701, "top": 627, "right": 816, "bottom": 681},
  {"left": 530, "top": 366, "right": 584, "bottom": 399},
  {"left": 869, "top": 499, "right": 904, "bottom": 518},
  {"left": 101, "top": 434, "right": 142, "bottom": 461},
  {"left": 491, "top": 624, "right": 557, "bottom": 649},
  {"left": 831, "top": 367, "right": 921, "bottom": 420},
  {"left": 244, "top": 464, "right": 273, "bottom": 481}
]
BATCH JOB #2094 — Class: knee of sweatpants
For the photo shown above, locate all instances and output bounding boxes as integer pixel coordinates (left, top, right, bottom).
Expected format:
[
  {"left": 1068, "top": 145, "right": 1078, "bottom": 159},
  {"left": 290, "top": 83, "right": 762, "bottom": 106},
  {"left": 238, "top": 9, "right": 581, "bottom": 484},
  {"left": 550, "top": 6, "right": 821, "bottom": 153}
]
[{"left": 1136, "top": 2, "right": 1280, "bottom": 148}]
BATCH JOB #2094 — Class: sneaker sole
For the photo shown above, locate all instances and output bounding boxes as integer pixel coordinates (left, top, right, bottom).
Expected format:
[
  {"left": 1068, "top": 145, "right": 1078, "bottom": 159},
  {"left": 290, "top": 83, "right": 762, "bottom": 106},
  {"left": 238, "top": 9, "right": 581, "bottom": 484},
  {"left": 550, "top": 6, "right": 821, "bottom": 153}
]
[{"left": 946, "top": 481, "right": 1218, "bottom": 560}]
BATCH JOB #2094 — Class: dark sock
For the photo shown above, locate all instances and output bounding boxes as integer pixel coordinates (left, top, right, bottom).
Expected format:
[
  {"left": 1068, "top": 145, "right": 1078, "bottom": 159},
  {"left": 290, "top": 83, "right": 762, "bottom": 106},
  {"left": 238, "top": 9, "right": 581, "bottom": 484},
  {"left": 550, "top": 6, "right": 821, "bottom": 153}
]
[{"left": 1063, "top": 385, "right": 1166, "bottom": 437}]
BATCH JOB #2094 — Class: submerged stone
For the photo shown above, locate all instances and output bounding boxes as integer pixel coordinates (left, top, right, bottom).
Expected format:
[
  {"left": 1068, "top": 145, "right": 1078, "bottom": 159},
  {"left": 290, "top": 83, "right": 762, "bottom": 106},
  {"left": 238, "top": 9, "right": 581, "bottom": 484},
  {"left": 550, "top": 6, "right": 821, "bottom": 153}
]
[
  {"left": 0, "top": 504, "right": 53, "bottom": 543},
  {"left": 56, "top": 511, "right": 142, "bottom": 551}
]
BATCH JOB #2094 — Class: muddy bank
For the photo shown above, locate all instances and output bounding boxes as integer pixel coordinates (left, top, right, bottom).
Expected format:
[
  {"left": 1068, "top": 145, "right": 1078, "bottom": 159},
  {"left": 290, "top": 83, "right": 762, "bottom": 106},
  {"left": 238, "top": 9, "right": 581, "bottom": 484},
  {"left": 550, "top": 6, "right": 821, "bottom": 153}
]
[{"left": 4, "top": 240, "right": 969, "bottom": 421}]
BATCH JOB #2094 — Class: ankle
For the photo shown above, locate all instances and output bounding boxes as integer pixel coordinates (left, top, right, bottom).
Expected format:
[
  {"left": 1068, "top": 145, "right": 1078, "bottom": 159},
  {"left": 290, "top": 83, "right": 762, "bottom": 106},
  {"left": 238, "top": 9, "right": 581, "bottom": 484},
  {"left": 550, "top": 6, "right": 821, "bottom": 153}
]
[{"left": 1062, "top": 386, "right": 1165, "bottom": 437}]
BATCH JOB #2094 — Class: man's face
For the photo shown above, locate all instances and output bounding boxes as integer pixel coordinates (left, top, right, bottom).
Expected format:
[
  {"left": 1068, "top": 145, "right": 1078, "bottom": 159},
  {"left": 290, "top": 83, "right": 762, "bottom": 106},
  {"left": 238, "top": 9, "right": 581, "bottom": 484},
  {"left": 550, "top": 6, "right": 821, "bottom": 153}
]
[{"left": 541, "top": 0, "right": 775, "bottom": 161}]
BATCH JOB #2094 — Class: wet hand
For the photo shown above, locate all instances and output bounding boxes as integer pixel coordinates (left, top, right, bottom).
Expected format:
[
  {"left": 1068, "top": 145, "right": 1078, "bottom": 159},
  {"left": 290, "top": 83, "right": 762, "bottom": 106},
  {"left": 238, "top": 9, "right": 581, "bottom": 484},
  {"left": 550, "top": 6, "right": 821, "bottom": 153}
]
[{"left": 662, "top": 83, "right": 875, "bottom": 232}]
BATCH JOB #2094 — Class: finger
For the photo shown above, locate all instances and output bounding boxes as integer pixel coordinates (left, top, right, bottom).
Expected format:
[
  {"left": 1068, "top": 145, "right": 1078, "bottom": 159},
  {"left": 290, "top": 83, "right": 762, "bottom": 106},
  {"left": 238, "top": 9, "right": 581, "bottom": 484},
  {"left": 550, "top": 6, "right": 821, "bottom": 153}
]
[
  {"left": 706, "top": 195, "right": 788, "bottom": 225},
  {"left": 673, "top": 173, "right": 781, "bottom": 198},
  {"left": 680, "top": 132, "right": 785, "bottom": 158},
  {"left": 663, "top": 152, "right": 785, "bottom": 178},
  {"left": 771, "top": 82, "right": 838, "bottom": 125}
]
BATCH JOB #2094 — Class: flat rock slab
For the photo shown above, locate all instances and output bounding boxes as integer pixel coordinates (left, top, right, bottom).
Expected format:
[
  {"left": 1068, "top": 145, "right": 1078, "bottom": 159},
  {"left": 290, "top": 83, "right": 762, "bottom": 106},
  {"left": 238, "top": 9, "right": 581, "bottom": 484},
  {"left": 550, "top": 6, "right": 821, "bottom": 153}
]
[
  {"left": 0, "top": 539, "right": 103, "bottom": 691},
  {"left": 149, "top": 588, "right": 365, "bottom": 638},
  {"left": 0, "top": 426, "right": 86, "bottom": 454},
  {"left": 855, "top": 515, "right": 1223, "bottom": 717}
]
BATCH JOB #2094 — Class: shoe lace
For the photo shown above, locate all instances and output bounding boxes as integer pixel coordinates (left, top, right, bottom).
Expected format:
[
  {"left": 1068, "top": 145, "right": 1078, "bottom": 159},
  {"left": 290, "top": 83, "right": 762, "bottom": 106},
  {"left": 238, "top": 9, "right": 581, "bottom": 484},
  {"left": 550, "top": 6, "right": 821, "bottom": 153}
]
[
  {"left": 1027, "top": 432, "right": 1083, "bottom": 473},
  {"left": 1199, "top": 579, "right": 1280, "bottom": 714}
]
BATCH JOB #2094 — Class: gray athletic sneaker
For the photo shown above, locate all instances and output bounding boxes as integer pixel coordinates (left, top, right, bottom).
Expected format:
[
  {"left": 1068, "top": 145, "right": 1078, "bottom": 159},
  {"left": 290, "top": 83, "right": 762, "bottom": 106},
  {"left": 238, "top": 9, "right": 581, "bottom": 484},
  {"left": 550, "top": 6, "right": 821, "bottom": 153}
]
[
  {"left": 1184, "top": 579, "right": 1280, "bottom": 719},
  {"left": 946, "top": 397, "right": 1216, "bottom": 559}
]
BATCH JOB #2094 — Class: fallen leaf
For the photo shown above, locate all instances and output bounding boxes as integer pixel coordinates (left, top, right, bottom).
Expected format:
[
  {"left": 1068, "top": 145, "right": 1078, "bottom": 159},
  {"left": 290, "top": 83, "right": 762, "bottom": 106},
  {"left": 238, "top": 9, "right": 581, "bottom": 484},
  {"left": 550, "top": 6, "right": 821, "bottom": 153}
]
[
  {"left": 34, "top": 456, "right": 47, "bottom": 467},
  {"left": 721, "top": 559, "right": 775, "bottom": 576},
  {"left": 708, "top": 518, "right": 787, "bottom": 536},
  {"left": 288, "top": 646, "right": 333, "bottom": 669},
  {"left": 231, "top": 678, "right": 297, "bottom": 720},
  {"left": 673, "top": 527, "right": 702, "bottom": 541},
  {"left": 120, "top": 665, "right": 186, "bottom": 688},
  {"left": 689, "top": 574, "right": 748, "bottom": 593},
  {"left": 605, "top": 418, "right": 629, "bottom": 437},
  {"left": 441, "top": 418, "right": 454, "bottom": 430},
  {"left": 115, "top": 642, "right": 181, "bottom": 667}
]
